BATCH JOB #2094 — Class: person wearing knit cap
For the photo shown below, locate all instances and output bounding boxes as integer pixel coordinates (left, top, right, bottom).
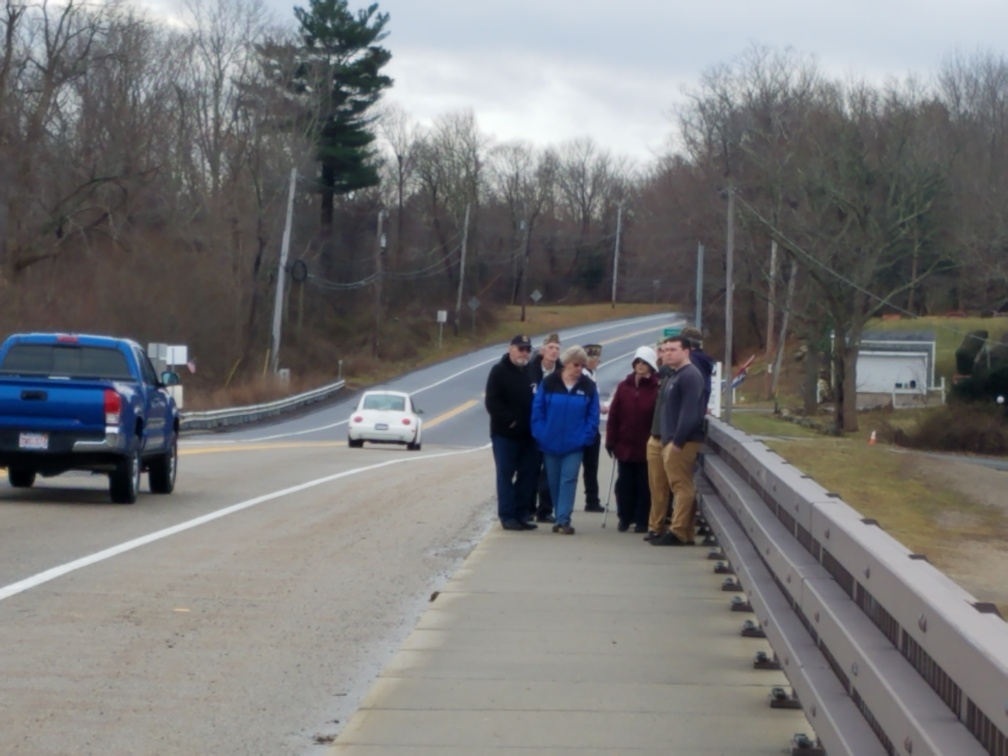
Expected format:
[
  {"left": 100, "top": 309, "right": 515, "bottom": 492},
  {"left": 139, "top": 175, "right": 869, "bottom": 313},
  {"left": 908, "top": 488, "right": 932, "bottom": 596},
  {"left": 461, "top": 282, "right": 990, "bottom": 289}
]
[{"left": 604, "top": 346, "right": 660, "bottom": 531}]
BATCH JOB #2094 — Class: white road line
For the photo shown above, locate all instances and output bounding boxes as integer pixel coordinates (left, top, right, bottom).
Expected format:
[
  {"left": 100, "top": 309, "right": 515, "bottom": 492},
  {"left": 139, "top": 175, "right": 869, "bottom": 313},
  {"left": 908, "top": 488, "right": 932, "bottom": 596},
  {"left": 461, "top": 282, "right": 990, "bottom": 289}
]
[{"left": 0, "top": 444, "right": 490, "bottom": 604}]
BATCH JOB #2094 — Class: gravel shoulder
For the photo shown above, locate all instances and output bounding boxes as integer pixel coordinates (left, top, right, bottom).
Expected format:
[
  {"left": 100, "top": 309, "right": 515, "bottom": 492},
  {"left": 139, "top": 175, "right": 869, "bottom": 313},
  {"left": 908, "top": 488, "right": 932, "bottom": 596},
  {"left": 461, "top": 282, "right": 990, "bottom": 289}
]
[{"left": 897, "top": 450, "right": 1008, "bottom": 610}]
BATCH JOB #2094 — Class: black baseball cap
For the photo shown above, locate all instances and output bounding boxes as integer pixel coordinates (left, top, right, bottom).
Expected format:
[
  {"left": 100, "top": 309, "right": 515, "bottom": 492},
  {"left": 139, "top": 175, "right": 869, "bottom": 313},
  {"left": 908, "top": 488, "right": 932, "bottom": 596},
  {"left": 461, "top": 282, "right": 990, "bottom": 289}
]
[{"left": 510, "top": 334, "right": 532, "bottom": 348}]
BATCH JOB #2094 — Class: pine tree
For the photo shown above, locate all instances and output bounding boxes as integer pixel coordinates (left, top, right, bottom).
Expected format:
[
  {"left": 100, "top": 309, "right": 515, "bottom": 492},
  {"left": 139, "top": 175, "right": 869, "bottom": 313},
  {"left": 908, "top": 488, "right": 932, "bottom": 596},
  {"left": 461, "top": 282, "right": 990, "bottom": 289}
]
[{"left": 293, "top": 0, "right": 392, "bottom": 228}]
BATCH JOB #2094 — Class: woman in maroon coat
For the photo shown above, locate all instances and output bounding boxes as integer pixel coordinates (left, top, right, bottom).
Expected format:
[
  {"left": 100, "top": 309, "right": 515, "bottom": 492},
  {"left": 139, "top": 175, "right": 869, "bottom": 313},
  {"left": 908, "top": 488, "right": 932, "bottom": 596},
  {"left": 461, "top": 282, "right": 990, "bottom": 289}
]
[{"left": 604, "top": 346, "right": 660, "bottom": 532}]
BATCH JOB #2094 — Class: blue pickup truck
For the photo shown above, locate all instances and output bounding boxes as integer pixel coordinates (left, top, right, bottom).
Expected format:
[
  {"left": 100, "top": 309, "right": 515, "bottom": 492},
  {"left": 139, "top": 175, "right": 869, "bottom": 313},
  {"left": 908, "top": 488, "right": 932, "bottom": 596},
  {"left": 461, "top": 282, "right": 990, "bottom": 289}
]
[{"left": 0, "top": 333, "right": 181, "bottom": 503}]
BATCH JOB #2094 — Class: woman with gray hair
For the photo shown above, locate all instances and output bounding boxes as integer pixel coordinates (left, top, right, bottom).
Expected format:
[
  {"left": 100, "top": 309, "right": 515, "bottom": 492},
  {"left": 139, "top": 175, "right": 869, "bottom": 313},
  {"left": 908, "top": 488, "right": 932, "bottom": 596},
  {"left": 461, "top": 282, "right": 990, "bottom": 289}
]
[{"left": 530, "top": 345, "right": 600, "bottom": 534}]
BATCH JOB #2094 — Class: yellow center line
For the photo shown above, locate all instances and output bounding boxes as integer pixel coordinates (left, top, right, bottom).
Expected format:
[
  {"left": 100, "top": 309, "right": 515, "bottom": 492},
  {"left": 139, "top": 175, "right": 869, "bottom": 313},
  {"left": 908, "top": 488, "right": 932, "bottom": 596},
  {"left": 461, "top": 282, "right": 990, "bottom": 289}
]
[
  {"left": 179, "top": 399, "right": 480, "bottom": 455},
  {"left": 423, "top": 399, "right": 479, "bottom": 430},
  {"left": 598, "top": 322, "right": 681, "bottom": 347}
]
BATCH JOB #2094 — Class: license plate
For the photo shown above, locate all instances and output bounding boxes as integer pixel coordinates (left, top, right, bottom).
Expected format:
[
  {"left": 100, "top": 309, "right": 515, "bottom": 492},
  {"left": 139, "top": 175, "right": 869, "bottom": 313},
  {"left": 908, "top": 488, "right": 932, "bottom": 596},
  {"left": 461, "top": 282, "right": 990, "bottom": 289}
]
[
  {"left": 375, "top": 423, "right": 389, "bottom": 431},
  {"left": 18, "top": 432, "right": 48, "bottom": 450}
]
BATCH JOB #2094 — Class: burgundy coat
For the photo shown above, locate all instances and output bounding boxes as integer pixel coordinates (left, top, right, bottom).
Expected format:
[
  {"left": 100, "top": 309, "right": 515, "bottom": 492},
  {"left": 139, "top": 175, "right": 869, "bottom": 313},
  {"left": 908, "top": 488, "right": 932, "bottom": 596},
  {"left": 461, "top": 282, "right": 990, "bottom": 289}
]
[{"left": 604, "top": 371, "right": 659, "bottom": 463}]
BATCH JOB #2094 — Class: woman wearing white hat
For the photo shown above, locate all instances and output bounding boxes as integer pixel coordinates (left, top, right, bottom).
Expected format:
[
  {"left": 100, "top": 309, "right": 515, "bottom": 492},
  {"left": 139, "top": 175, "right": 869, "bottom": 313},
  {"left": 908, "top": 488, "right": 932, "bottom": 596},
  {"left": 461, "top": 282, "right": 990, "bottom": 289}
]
[{"left": 603, "top": 346, "right": 660, "bottom": 532}]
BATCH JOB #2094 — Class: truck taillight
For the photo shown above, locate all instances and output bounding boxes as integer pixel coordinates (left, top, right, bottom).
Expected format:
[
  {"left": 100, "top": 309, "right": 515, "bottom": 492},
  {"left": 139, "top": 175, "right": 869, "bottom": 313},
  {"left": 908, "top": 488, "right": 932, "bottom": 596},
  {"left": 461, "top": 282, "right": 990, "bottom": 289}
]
[{"left": 104, "top": 389, "right": 121, "bottom": 425}]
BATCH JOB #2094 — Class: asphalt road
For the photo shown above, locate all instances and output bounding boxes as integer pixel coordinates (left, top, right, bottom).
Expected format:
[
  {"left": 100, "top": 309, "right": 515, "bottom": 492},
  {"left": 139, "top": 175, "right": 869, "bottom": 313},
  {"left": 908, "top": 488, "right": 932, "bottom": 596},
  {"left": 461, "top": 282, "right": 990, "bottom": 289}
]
[{"left": 0, "top": 312, "right": 681, "bottom": 755}]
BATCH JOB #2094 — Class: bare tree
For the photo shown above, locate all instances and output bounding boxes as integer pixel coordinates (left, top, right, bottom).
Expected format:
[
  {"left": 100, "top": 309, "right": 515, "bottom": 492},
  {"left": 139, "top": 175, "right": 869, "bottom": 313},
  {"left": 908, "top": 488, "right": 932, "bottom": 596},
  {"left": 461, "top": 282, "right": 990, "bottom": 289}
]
[
  {"left": 488, "top": 141, "right": 556, "bottom": 306},
  {"left": 376, "top": 102, "right": 420, "bottom": 263}
]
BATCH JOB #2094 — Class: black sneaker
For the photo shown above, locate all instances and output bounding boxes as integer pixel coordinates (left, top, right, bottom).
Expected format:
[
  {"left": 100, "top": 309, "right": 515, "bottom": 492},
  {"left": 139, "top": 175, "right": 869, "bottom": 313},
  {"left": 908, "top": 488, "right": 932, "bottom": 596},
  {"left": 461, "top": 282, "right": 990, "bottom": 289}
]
[
  {"left": 501, "top": 520, "right": 526, "bottom": 531},
  {"left": 535, "top": 514, "right": 556, "bottom": 523},
  {"left": 642, "top": 531, "right": 660, "bottom": 541},
  {"left": 584, "top": 504, "right": 605, "bottom": 513},
  {"left": 617, "top": 520, "right": 630, "bottom": 532},
  {"left": 634, "top": 525, "right": 648, "bottom": 534},
  {"left": 519, "top": 520, "right": 539, "bottom": 530},
  {"left": 650, "top": 532, "right": 684, "bottom": 546}
]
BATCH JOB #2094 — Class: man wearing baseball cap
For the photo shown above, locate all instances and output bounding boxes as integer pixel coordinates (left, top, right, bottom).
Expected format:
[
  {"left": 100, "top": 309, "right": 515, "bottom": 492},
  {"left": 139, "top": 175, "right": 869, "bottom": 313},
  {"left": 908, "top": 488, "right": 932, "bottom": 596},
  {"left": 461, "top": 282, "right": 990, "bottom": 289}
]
[{"left": 485, "top": 335, "right": 540, "bottom": 531}]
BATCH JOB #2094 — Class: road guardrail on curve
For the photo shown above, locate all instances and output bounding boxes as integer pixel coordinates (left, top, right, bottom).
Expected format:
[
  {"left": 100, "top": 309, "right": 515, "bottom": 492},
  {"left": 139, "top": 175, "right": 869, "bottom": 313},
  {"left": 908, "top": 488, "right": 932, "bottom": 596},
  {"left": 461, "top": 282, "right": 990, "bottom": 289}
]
[{"left": 179, "top": 379, "right": 345, "bottom": 432}]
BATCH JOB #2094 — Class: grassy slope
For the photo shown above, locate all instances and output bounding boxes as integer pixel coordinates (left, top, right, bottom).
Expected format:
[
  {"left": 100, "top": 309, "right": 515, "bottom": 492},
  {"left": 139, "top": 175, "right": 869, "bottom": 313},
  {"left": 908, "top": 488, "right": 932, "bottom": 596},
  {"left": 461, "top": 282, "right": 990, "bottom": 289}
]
[{"left": 730, "top": 411, "right": 1008, "bottom": 616}]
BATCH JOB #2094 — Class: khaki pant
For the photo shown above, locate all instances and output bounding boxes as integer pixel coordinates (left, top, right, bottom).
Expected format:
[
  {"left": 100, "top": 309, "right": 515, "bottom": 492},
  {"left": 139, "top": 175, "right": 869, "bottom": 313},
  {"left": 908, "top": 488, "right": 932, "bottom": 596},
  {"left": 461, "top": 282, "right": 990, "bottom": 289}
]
[
  {"left": 661, "top": 441, "right": 702, "bottom": 543},
  {"left": 646, "top": 437, "right": 670, "bottom": 534}
]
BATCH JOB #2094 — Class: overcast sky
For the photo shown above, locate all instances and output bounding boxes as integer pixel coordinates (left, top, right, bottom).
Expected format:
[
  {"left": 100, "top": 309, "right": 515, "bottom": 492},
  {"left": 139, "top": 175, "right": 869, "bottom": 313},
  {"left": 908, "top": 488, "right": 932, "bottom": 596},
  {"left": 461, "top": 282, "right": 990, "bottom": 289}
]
[{"left": 157, "top": 0, "right": 1008, "bottom": 164}]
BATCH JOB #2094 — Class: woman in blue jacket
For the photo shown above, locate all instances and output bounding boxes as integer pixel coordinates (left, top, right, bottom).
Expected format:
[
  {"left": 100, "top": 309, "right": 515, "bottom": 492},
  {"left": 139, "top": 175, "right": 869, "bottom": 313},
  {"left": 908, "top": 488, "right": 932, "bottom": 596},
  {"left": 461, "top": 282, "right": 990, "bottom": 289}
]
[{"left": 531, "top": 345, "right": 599, "bottom": 534}]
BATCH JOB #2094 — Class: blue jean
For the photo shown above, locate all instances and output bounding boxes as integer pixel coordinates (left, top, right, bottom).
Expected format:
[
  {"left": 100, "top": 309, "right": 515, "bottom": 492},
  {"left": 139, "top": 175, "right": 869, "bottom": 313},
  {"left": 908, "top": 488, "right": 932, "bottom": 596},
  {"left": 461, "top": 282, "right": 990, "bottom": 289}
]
[
  {"left": 543, "top": 450, "right": 583, "bottom": 527},
  {"left": 491, "top": 435, "right": 539, "bottom": 523}
]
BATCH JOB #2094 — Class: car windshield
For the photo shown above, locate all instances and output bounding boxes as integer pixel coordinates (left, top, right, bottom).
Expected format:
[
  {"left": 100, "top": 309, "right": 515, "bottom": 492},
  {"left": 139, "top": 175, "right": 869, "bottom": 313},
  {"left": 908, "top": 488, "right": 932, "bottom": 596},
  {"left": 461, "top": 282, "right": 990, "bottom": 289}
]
[
  {"left": 362, "top": 394, "right": 406, "bottom": 412},
  {"left": 0, "top": 344, "right": 133, "bottom": 380}
]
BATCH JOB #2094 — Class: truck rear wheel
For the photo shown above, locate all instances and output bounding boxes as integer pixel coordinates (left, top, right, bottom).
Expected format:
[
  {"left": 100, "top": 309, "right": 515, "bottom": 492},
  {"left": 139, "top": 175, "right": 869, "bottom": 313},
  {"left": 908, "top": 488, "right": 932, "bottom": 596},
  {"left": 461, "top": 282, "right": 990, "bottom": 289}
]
[
  {"left": 7, "top": 466, "right": 35, "bottom": 488},
  {"left": 149, "top": 439, "right": 177, "bottom": 494},
  {"left": 110, "top": 450, "right": 141, "bottom": 504}
]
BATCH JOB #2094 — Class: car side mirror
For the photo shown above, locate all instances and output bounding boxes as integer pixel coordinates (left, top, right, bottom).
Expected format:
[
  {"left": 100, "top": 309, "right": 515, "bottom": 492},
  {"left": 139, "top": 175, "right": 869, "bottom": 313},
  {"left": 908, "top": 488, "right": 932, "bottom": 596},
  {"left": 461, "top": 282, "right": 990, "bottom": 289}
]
[
  {"left": 415, "top": 408, "right": 424, "bottom": 415},
  {"left": 161, "top": 371, "right": 181, "bottom": 387}
]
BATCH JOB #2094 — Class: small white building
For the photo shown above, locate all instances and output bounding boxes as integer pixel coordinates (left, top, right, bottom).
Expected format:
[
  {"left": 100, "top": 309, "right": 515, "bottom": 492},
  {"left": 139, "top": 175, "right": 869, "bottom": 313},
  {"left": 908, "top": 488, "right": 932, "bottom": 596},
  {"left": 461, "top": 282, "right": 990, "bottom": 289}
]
[{"left": 852, "top": 331, "right": 944, "bottom": 408}]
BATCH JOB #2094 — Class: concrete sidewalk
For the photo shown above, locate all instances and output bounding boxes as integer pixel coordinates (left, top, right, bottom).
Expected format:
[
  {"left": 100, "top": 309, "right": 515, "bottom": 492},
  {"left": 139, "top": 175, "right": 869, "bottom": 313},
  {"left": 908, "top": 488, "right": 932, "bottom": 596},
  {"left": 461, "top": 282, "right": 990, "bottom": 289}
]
[{"left": 330, "top": 510, "right": 810, "bottom": 754}]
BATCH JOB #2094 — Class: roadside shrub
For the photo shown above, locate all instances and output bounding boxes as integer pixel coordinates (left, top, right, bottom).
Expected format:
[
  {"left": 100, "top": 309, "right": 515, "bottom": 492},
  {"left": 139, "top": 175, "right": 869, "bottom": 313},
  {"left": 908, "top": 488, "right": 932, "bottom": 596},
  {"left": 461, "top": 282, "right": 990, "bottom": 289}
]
[
  {"left": 954, "top": 330, "right": 987, "bottom": 375},
  {"left": 953, "top": 366, "right": 1008, "bottom": 402},
  {"left": 884, "top": 404, "right": 1008, "bottom": 455}
]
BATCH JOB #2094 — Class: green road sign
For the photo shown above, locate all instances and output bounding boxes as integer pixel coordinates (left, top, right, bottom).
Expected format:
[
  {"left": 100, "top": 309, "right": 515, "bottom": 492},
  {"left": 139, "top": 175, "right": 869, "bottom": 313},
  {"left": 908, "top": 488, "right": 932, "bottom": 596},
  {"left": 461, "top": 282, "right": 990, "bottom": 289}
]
[{"left": 662, "top": 326, "right": 682, "bottom": 338}]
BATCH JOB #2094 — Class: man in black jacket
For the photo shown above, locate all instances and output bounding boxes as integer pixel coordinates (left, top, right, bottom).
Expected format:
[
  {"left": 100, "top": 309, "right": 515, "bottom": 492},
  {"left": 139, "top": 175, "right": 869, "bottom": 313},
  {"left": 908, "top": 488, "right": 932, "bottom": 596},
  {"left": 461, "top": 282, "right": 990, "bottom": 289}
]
[{"left": 485, "top": 335, "right": 540, "bottom": 531}]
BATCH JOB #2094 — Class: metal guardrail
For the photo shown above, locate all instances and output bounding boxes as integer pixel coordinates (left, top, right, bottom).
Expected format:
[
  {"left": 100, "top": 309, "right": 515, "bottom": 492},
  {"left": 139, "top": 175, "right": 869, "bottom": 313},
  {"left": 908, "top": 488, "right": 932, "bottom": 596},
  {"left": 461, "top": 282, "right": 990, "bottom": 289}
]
[
  {"left": 699, "top": 417, "right": 1008, "bottom": 756},
  {"left": 179, "top": 379, "right": 345, "bottom": 432}
]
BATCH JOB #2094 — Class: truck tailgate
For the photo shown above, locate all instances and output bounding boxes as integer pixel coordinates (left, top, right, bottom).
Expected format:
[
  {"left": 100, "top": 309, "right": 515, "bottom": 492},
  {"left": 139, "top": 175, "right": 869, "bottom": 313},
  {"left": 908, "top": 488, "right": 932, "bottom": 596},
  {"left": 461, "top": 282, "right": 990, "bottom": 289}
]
[{"left": 0, "top": 379, "right": 110, "bottom": 433}]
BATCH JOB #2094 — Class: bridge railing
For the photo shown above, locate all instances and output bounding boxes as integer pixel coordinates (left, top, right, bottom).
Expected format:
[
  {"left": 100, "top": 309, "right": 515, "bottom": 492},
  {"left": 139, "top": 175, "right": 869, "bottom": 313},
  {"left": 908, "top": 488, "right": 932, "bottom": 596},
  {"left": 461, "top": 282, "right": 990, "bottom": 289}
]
[
  {"left": 179, "top": 379, "right": 345, "bottom": 432},
  {"left": 699, "top": 417, "right": 1007, "bottom": 756}
]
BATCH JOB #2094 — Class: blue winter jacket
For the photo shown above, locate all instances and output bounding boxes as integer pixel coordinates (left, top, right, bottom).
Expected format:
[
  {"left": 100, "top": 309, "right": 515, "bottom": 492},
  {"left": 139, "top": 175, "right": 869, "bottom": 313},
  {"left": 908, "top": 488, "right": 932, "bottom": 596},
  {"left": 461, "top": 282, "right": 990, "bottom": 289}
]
[{"left": 531, "top": 371, "right": 600, "bottom": 456}]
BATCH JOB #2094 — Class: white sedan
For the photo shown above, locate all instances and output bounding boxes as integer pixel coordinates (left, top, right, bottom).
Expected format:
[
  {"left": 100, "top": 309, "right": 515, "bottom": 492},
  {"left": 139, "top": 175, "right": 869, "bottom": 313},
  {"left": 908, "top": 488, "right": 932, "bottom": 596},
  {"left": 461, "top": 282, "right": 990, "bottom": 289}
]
[{"left": 347, "top": 390, "right": 424, "bottom": 450}]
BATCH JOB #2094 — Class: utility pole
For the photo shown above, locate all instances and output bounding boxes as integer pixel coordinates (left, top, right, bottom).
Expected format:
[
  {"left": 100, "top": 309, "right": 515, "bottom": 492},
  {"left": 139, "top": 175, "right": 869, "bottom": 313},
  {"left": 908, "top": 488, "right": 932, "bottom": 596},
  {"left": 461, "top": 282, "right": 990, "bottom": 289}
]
[
  {"left": 453, "top": 203, "right": 470, "bottom": 336},
  {"left": 724, "top": 185, "right": 736, "bottom": 424},
  {"left": 610, "top": 203, "right": 623, "bottom": 308},
  {"left": 372, "top": 210, "right": 386, "bottom": 359},
  {"left": 695, "top": 242, "right": 704, "bottom": 330},
  {"left": 766, "top": 239, "right": 778, "bottom": 359},
  {"left": 269, "top": 168, "right": 297, "bottom": 375},
  {"left": 519, "top": 219, "right": 530, "bottom": 322}
]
